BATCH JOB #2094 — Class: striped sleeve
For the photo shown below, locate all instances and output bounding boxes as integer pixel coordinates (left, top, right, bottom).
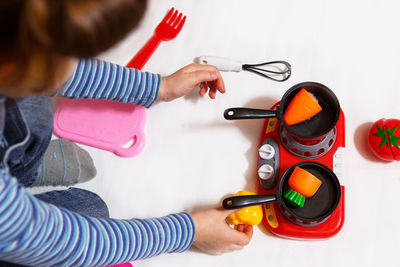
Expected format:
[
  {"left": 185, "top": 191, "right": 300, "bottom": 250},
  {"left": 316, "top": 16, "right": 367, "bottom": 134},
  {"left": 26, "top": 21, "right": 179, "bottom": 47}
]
[
  {"left": 58, "top": 58, "right": 161, "bottom": 108},
  {"left": 0, "top": 170, "right": 195, "bottom": 266}
]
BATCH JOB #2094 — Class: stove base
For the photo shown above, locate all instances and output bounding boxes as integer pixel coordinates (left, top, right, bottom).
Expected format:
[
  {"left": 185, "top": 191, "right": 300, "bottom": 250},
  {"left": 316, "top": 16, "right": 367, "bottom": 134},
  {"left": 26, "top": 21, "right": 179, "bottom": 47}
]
[{"left": 258, "top": 102, "right": 345, "bottom": 240}]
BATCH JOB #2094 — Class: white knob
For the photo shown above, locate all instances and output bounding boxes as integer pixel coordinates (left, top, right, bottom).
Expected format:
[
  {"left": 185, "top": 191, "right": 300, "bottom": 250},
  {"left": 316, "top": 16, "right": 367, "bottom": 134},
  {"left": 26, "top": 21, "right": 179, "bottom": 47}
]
[
  {"left": 259, "top": 144, "right": 275, "bottom": 159},
  {"left": 258, "top": 164, "right": 274, "bottom": 180}
]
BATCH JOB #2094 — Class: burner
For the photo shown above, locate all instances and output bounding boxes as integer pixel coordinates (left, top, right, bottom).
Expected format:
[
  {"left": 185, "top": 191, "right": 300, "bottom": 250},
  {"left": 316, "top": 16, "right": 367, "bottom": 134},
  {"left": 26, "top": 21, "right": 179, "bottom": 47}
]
[{"left": 280, "top": 125, "right": 337, "bottom": 159}]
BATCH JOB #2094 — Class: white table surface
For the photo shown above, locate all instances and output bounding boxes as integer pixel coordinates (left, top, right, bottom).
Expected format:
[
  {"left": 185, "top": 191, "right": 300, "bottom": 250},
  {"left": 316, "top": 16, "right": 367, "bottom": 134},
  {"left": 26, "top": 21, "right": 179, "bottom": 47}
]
[{"left": 44, "top": 0, "right": 400, "bottom": 266}]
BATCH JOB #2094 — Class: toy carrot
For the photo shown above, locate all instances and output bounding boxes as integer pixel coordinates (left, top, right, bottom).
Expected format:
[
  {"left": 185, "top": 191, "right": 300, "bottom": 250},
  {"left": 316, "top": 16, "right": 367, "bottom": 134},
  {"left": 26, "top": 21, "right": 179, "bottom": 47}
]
[
  {"left": 283, "top": 167, "right": 322, "bottom": 208},
  {"left": 283, "top": 189, "right": 305, "bottom": 208},
  {"left": 288, "top": 167, "right": 322, "bottom": 197},
  {"left": 283, "top": 88, "right": 322, "bottom": 125}
]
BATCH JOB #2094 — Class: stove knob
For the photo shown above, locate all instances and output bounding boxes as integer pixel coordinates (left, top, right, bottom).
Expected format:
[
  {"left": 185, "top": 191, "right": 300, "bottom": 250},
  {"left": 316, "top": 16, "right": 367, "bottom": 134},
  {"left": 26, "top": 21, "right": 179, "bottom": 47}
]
[
  {"left": 259, "top": 144, "right": 275, "bottom": 160},
  {"left": 258, "top": 164, "right": 274, "bottom": 180}
]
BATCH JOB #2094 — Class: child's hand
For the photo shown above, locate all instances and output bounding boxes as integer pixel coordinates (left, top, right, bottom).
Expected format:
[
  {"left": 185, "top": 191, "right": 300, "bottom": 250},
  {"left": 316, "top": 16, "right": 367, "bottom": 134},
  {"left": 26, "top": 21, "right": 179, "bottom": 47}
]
[
  {"left": 190, "top": 208, "right": 253, "bottom": 255},
  {"left": 158, "top": 64, "right": 226, "bottom": 102}
]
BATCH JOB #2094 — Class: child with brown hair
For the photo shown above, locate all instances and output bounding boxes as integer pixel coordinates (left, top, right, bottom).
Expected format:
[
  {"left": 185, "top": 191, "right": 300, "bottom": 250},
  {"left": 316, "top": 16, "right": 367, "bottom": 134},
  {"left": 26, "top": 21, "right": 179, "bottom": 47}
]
[{"left": 0, "top": 0, "right": 253, "bottom": 266}]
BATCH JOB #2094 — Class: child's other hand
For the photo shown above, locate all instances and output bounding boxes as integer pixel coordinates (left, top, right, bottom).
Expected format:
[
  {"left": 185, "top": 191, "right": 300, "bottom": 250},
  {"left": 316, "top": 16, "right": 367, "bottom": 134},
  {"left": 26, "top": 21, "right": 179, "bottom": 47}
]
[
  {"left": 158, "top": 64, "right": 226, "bottom": 102},
  {"left": 190, "top": 208, "right": 253, "bottom": 255}
]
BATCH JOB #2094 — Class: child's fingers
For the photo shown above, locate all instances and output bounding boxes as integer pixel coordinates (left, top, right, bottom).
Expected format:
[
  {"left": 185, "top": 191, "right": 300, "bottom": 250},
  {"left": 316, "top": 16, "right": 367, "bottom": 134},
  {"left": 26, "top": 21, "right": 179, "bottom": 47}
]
[
  {"left": 186, "top": 64, "right": 226, "bottom": 93},
  {"left": 188, "top": 70, "right": 218, "bottom": 87},
  {"left": 228, "top": 225, "right": 253, "bottom": 246},
  {"left": 236, "top": 224, "right": 245, "bottom": 232},
  {"left": 220, "top": 209, "right": 253, "bottom": 246},
  {"left": 207, "top": 81, "right": 217, "bottom": 99},
  {"left": 198, "top": 82, "right": 208, "bottom": 96},
  {"left": 241, "top": 225, "right": 253, "bottom": 240},
  {"left": 198, "top": 81, "right": 217, "bottom": 99},
  {"left": 236, "top": 224, "right": 253, "bottom": 238},
  {"left": 199, "top": 68, "right": 226, "bottom": 94},
  {"left": 214, "top": 71, "right": 226, "bottom": 93}
]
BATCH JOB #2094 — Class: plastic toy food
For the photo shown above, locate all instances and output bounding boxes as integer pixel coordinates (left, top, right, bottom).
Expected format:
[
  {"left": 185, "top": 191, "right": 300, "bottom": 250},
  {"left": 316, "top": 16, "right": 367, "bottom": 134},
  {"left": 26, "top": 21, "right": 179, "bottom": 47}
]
[
  {"left": 283, "top": 88, "right": 322, "bottom": 125},
  {"left": 288, "top": 167, "right": 322, "bottom": 197},
  {"left": 368, "top": 118, "right": 400, "bottom": 161},
  {"left": 283, "top": 189, "right": 305, "bottom": 208},
  {"left": 283, "top": 167, "right": 322, "bottom": 208},
  {"left": 227, "top": 191, "right": 263, "bottom": 225}
]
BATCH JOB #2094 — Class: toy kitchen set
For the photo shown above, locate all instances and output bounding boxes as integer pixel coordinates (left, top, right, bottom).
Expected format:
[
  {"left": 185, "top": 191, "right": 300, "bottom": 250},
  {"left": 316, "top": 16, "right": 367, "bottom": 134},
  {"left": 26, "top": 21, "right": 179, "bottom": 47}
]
[{"left": 214, "top": 58, "right": 345, "bottom": 241}]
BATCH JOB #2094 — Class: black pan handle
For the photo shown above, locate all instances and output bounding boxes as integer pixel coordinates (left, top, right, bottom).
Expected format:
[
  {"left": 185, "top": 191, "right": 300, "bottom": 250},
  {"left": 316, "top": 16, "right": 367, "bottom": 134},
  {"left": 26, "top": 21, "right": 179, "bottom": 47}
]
[
  {"left": 224, "top": 108, "right": 278, "bottom": 120},
  {"left": 222, "top": 194, "right": 277, "bottom": 209}
]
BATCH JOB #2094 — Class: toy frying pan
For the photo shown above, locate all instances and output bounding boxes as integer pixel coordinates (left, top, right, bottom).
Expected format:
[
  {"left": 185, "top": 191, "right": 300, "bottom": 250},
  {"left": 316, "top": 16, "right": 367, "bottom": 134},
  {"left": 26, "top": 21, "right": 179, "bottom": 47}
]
[
  {"left": 223, "top": 162, "right": 341, "bottom": 227},
  {"left": 224, "top": 82, "right": 340, "bottom": 142}
]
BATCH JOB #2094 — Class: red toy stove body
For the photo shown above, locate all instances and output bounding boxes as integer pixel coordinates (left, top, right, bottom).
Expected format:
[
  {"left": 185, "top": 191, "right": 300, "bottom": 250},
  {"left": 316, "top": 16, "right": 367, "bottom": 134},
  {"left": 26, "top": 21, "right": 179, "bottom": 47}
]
[{"left": 258, "top": 102, "right": 345, "bottom": 240}]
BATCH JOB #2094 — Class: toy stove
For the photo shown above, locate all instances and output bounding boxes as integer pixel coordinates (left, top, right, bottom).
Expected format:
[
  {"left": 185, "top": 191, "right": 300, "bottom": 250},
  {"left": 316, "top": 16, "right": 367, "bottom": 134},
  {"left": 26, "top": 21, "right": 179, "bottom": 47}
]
[{"left": 257, "top": 102, "right": 345, "bottom": 240}]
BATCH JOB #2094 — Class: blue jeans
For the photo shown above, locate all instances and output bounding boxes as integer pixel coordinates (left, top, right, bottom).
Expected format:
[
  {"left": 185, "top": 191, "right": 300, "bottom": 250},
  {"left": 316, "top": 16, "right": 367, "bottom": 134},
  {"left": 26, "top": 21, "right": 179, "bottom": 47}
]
[
  {"left": 0, "top": 95, "right": 110, "bottom": 266},
  {"left": 5, "top": 95, "right": 110, "bottom": 217}
]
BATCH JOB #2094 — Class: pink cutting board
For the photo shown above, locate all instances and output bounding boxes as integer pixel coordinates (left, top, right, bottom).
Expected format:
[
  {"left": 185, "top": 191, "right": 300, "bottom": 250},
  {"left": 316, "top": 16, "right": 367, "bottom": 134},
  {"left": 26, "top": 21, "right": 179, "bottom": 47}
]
[
  {"left": 54, "top": 98, "right": 146, "bottom": 157},
  {"left": 106, "top": 263, "right": 133, "bottom": 267}
]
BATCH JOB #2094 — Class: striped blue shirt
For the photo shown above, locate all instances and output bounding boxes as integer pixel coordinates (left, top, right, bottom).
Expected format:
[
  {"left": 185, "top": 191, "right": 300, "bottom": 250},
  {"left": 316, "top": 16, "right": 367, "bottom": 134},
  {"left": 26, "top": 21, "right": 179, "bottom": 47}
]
[
  {"left": 59, "top": 58, "right": 161, "bottom": 108},
  {"left": 0, "top": 60, "right": 196, "bottom": 266}
]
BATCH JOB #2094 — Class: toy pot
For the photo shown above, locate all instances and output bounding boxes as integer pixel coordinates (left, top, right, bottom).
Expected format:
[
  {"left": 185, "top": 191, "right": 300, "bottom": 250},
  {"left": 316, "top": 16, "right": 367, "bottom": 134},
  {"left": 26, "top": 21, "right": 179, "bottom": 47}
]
[
  {"left": 223, "top": 162, "right": 341, "bottom": 227},
  {"left": 224, "top": 82, "right": 341, "bottom": 144}
]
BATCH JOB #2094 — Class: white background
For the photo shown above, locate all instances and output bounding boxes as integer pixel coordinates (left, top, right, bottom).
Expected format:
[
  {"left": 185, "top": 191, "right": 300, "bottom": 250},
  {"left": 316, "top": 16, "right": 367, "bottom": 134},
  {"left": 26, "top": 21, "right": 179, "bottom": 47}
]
[{"left": 44, "top": 0, "right": 400, "bottom": 266}]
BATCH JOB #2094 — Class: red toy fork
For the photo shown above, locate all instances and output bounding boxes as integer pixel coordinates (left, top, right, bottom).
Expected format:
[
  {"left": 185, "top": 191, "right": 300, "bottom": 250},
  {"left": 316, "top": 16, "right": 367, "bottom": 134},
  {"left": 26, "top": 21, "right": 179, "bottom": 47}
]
[{"left": 127, "top": 7, "right": 186, "bottom": 69}]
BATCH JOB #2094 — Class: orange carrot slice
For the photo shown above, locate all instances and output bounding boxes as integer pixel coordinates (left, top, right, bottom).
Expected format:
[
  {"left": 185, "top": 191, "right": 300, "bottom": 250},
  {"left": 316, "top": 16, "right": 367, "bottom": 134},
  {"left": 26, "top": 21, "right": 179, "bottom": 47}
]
[
  {"left": 283, "top": 88, "right": 322, "bottom": 125},
  {"left": 288, "top": 167, "right": 322, "bottom": 197}
]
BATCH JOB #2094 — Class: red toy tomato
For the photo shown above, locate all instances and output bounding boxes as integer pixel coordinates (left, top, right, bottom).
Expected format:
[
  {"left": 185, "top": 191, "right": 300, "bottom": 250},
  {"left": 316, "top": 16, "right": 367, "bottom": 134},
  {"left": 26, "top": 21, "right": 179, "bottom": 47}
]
[{"left": 368, "top": 118, "right": 400, "bottom": 161}]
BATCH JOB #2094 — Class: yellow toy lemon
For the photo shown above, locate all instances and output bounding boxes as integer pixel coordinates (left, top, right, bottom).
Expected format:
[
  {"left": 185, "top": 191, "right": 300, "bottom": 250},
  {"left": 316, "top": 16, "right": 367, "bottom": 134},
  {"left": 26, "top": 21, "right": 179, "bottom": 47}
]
[{"left": 227, "top": 190, "right": 263, "bottom": 225}]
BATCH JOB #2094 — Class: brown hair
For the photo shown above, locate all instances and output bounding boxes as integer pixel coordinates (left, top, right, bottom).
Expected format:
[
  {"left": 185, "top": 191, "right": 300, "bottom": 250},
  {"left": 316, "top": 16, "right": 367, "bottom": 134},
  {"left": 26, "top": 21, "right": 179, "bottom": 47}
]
[{"left": 0, "top": 0, "right": 147, "bottom": 97}]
